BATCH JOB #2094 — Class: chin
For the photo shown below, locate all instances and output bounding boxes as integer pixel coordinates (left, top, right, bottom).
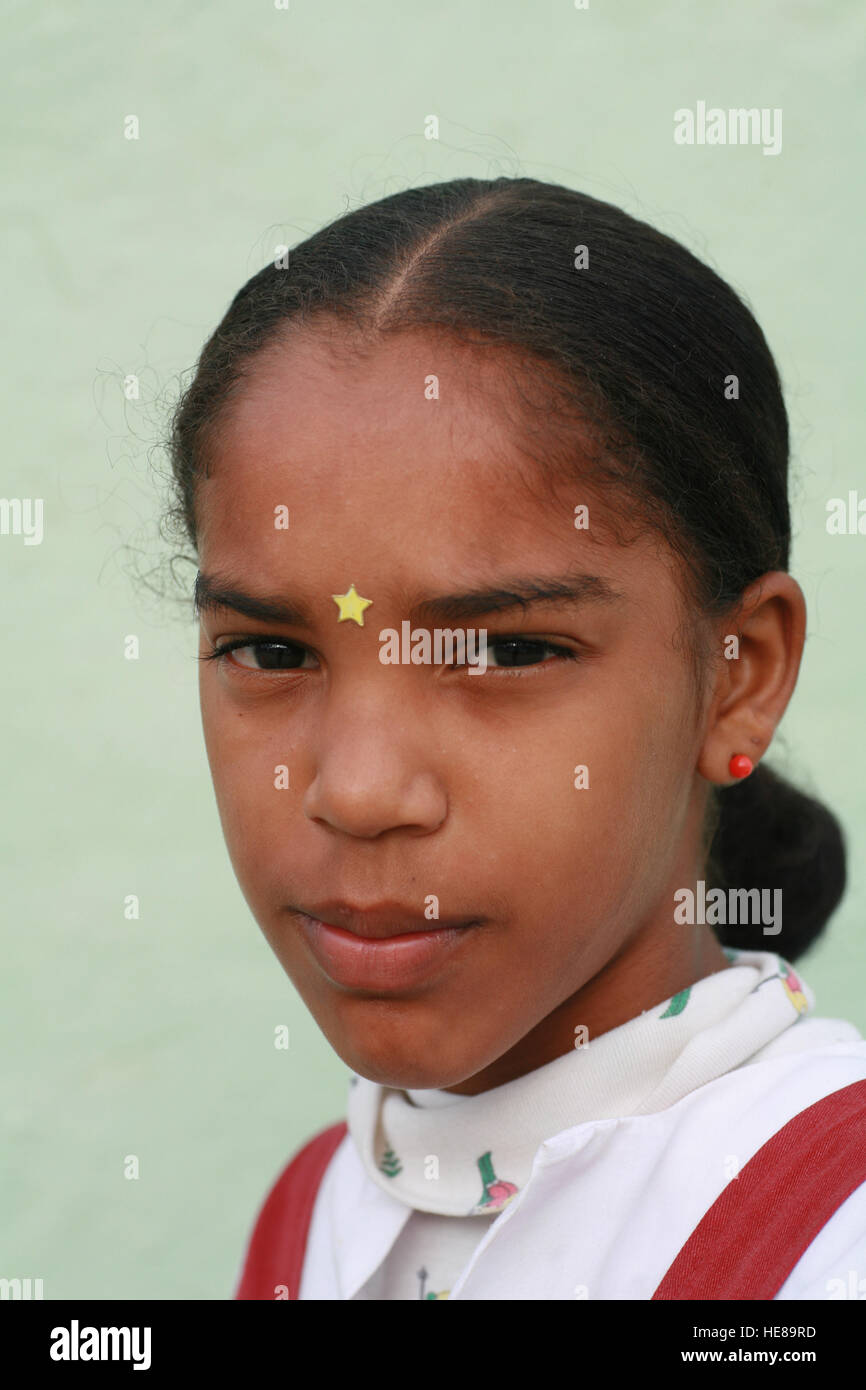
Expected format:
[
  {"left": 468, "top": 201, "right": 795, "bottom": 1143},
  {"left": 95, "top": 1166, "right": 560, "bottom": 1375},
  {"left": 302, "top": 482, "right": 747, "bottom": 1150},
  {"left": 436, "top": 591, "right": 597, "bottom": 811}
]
[
  {"left": 325, "top": 1012, "right": 485, "bottom": 1090},
  {"left": 299, "top": 979, "right": 502, "bottom": 1090},
  {"left": 354, "top": 1055, "right": 476, "bottom": 1090}
]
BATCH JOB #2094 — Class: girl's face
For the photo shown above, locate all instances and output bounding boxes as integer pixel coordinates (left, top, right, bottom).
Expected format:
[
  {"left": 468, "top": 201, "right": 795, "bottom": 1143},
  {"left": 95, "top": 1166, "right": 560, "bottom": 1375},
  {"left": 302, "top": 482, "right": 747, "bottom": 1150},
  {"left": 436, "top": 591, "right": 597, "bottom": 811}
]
[{"left": 196, "top": 327, "right": 728, "bottom": 1093}]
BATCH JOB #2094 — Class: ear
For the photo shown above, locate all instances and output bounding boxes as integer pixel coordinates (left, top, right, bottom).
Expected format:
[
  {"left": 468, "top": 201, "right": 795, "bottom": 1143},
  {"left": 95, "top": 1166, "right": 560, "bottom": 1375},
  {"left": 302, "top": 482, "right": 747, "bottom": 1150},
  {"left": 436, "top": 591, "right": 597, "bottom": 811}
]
[{"left": 696, "top": 572, "right": 806, "bottom": 787}]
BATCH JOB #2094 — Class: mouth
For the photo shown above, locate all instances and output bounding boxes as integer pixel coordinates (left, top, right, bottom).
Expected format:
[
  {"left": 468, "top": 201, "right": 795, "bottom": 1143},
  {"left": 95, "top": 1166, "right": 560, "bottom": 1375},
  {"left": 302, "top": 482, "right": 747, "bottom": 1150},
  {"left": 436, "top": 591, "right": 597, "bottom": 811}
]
[
  {"left": 290, "top": 903, "right": 481, "bottom": 992},
  {"left": 295, "top": 901, "right": 480, "bottom": 940}
]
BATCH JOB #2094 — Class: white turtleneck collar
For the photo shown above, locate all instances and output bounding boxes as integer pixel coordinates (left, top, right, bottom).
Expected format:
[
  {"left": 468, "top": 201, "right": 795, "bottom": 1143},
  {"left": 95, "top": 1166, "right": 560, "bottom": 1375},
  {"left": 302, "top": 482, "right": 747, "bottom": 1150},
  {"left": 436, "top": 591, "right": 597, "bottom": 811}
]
[{"left": 346, "top": 950, "right": 813, "bottom": 1217}]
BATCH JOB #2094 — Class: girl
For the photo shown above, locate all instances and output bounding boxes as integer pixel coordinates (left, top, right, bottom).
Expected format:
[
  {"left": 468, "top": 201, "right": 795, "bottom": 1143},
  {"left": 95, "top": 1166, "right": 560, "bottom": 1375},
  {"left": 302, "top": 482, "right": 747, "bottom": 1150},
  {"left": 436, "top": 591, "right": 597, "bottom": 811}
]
[{"left": 166, "top": 176, "right": 866, "bottom": 1300}]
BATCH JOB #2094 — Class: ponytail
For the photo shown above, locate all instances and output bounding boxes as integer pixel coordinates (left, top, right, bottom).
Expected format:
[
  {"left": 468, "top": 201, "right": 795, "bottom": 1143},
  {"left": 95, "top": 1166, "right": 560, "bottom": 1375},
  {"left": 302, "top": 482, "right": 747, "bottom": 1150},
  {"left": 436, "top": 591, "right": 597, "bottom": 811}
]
[{"left": 705, "top": 764, "right": 847, "bottom": 961}]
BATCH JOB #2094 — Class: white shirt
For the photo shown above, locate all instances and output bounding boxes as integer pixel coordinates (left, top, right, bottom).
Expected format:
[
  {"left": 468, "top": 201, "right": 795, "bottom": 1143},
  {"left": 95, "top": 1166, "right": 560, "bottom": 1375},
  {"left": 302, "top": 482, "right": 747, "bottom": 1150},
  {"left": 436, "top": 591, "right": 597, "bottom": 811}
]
[{"left": 297, "top": 950, "right": 866, "bottom": 1299}]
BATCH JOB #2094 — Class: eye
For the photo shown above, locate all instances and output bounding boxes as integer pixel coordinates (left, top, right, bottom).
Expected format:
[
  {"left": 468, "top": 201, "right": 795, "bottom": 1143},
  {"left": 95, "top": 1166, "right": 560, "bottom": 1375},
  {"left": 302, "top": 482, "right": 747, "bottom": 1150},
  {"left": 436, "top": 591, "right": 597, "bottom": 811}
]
[
  {"left": 456, "top": 637, "right": 581, "bottom": 670},
  {"left": 201, "top": 638, "right": 317, "bottom": 672}
]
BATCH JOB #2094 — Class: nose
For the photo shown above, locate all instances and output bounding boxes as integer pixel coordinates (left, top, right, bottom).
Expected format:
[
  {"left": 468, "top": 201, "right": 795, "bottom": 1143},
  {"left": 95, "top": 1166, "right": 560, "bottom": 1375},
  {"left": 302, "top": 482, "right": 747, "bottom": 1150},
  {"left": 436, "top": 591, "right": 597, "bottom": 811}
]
[{"left": 302, "top": 685, "right": 448, "bottom": 839}]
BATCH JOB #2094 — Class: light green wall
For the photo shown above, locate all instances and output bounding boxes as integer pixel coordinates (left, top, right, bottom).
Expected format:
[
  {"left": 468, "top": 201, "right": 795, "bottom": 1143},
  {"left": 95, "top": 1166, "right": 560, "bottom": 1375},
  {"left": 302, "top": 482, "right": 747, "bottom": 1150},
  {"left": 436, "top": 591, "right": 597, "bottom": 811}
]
[{"left": 3, "top": 0, "right": 864, "bottom": 1298}]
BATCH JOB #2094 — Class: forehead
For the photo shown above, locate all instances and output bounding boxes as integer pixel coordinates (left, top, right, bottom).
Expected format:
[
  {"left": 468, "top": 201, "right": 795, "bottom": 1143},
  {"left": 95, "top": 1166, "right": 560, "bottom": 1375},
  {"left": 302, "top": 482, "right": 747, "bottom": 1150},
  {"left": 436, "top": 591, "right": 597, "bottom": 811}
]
[
  {"left": 205, "top": 327, "right": 544, "bottom": 491},
  {"left": 194, "top": 325, "right": 654, "bottom": 595}
]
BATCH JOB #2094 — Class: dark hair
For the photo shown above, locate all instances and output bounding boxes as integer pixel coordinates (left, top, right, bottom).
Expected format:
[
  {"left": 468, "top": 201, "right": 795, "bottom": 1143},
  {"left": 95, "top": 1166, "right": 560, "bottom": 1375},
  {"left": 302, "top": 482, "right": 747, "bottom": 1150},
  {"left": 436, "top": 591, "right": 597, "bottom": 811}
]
[{"left": 165, "top": 175, "right": 846, "bottom": 961}]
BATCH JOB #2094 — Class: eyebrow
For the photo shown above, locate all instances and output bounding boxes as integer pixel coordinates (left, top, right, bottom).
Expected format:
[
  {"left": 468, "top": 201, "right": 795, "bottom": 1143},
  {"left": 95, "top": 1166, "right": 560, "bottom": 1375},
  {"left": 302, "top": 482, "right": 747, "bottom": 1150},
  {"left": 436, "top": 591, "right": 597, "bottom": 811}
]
[
  {"left": 194, "top": 571, "right": 314, "bottom": 626},
  {"left": 193, "top": 569, "right": 624, "bottom": 627},
  {"left": 412, "top": 574, "right": 623, "bottom": 622}
]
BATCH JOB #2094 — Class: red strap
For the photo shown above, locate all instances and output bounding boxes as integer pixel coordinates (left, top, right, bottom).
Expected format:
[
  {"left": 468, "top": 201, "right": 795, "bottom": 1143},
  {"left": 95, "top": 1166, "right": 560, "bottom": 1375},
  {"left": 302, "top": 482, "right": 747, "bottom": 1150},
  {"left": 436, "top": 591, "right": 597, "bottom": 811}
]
[
  {"left": 653, "top": 1079, "right": 866, "bottom": 1300},
  {"left": 235, "top": 1121, "right": 348, "bottom": 1300}
]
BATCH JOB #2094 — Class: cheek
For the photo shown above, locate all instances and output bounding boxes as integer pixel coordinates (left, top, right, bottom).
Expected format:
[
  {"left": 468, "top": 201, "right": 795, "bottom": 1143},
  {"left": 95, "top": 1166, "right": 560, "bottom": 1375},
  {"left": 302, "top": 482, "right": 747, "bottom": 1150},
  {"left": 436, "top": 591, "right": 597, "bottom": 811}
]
[
  {"left": 463, "top": 731, "right": 629, "bottom": 924},
  {"left": 511, "top": 685, "right": 686, "bottom": 895},
  {"left": 199, "top": 680, "right": 241, "bottom": 816},
  {"left": 205, "top": 763, "right": 291, "bottom": 929},
  {"left": 198, "top": 680, "right": 281, "bottom": 879},
  {"left": 587, "top": 683, "right": 697, "bottom": 902}
]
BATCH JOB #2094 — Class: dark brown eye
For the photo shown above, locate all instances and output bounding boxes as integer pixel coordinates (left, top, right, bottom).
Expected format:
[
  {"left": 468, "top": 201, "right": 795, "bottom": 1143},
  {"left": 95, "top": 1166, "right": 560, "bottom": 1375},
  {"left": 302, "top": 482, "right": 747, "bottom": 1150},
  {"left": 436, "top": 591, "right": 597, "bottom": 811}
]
[
  {"left": 208, "top": 640, "right": 317, "bottom": 671},
  {"left": 455, "top": 638, "right": 580, "bottom": 669}
]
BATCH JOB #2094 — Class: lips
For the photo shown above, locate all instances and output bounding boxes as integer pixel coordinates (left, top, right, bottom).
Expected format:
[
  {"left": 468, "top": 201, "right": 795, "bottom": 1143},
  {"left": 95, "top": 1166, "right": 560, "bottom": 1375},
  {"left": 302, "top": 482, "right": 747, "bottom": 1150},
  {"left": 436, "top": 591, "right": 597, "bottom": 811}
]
[
  {"left": 291, "top": 902, "right": 481, "bottom": 991},
  {"left": 294, "top": 900, "right": 479, "bottom": 940}
]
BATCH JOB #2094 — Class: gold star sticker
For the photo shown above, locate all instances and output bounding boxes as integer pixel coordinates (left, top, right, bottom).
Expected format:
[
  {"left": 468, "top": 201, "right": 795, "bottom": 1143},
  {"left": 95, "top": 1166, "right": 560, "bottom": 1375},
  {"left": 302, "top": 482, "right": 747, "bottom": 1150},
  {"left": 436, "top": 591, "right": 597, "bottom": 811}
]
[{"left": 331, "top": 583, "right": 373, "bottom": 627}]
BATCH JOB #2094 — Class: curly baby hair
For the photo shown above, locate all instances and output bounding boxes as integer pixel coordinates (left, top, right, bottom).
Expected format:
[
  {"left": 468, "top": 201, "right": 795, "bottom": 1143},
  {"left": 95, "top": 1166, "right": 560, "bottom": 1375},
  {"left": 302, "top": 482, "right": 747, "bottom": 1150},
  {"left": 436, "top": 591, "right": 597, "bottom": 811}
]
[{"left": 164, "top": 175, "right": 846, "bottom": 963}]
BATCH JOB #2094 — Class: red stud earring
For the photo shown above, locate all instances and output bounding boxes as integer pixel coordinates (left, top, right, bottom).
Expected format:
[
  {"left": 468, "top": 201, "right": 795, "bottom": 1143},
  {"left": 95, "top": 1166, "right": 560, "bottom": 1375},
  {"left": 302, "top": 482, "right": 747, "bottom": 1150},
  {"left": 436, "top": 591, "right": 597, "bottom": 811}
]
[{"left": 728, "top": 754, "right": 753, "bottom": 779}]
